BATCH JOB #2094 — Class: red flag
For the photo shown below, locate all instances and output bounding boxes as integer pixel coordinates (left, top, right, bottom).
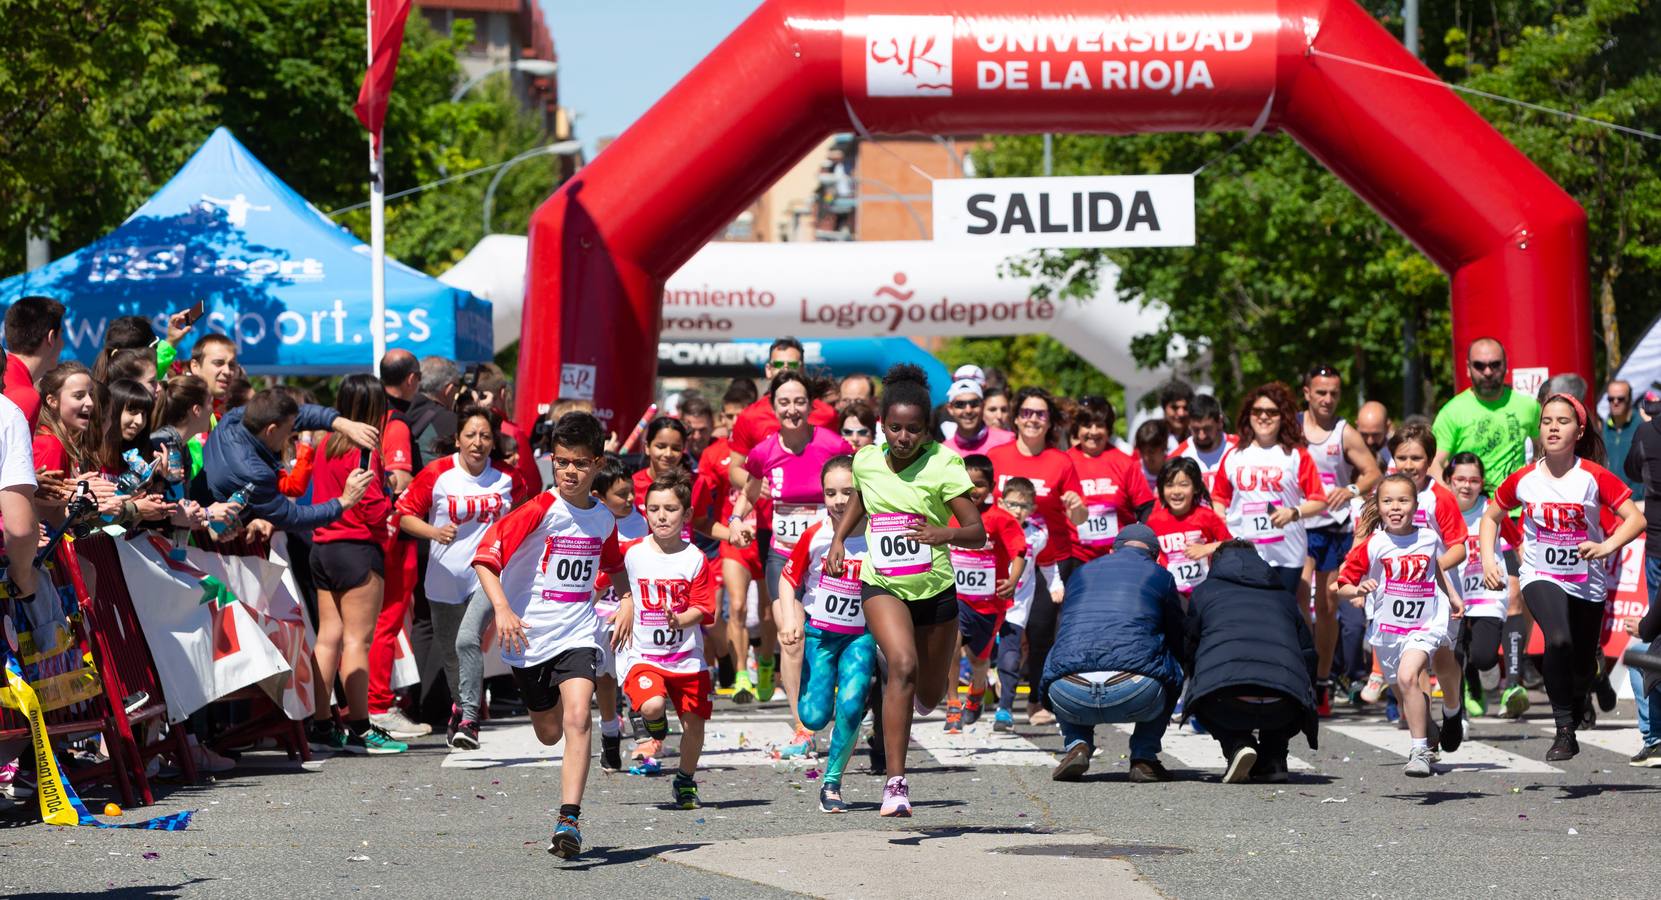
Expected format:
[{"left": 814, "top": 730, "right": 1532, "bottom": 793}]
[{"left": 354, "top": 0, "right": 414, "bottom": 145}]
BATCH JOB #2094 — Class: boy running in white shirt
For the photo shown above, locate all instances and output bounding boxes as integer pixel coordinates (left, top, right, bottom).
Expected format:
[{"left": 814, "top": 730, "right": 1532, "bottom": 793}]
[
  {"left": 613, "top": 469, "right": 719, "bottom": 810},
  {"left": 473, "top": 413, "right": 623, "bottom": 859},
  {"left": 591, "top": 460, "right": 648, "bottom": 771}
]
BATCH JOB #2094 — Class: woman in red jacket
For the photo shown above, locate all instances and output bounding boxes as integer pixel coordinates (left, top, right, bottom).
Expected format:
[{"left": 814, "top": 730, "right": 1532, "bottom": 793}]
[{"left": 309, "top": 374, "right": 406, "bottom": 756}]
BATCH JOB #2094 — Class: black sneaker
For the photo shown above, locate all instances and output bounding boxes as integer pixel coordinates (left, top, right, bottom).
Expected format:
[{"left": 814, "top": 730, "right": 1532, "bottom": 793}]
[
  {"left": 1579, "top": 700, "right": 1598, "bottom": 730},
  {"left": 451, "top": 720, "right": 480, "bottom": 751},
  {"left": 601, "top": 733, "right": 623, "bottom": 772},
  {"left": 1545, "top": 726, "right": 1579, "bottom": 762},
  {"left": 1630, "top": 742, "right": 1661, "bottom": 768},
  {"left": 445, "top": 708, "right": 462, "bottom": 747},
  {"left": 672, "top": 772, "right": 700, "bottom": 810},
  {"left": 1439, "top": 710, "right": 1465, "bottom": 754},
  {"left": 962, "top": 703, "right": 982, "bottom": 726},
  {"left": 1595, "top": 674, "right": 1618, "bottom": 713}
]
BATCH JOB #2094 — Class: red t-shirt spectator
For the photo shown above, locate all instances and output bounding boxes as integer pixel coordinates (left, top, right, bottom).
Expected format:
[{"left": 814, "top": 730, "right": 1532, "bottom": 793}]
[
  {"left": 988, "top": 442, "right": 1083, "bottom": 566},
  {"left": 5, "top": 355, "right": 40, "bottom": 431},
  {"left": 31, "top": 429, "right": 73, "bottom": 475},
  {"left": 380, "top": 412, "right": 413, "bottom": 475},
  {"left": 311, "top": 446, "right": 390, "bottom": 546},
  {"left": 1067, "top": 446, "right": 1156, "bottom": 562},
  {"left": 728, "top": 397, "right": 839, "bottom": 457}
]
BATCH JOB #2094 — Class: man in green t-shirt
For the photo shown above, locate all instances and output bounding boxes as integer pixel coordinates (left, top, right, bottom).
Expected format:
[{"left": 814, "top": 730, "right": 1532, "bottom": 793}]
[{"left": 1430, "top": 337, "right": 1541, "bottom": 494}]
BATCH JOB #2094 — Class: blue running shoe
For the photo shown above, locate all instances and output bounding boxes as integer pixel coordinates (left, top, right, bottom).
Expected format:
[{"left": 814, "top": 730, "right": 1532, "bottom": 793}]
[
  {"left": 993, "top": 708, "right": 1015, "bottom": 733},
  {"left": 548, "top": 815, "right": 581, "bottom": 859},
  {"left": 779, "top": 727, "right": 816, "bottom": 759}
]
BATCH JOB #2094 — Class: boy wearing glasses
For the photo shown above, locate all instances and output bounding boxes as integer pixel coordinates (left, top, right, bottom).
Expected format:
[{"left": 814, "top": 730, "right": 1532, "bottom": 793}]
[
  {"left": 940, "top": 378, "right": 1014, "bottom": 457},
  {"left": 1429, "top": 338, "right": 1540, "bottom": 493},
  {"left": 473, "top": 412, "right": 626, "bottom": 860}
]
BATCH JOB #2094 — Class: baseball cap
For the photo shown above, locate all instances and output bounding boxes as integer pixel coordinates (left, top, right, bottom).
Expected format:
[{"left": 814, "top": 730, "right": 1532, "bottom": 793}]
[
  {"left": 1115, "top": 524, "right": 1159, "bottom": 557},
  {"left": 952, "top": 364, "right": 986, "bottom": 386},
  {"left": 948, "top": 379, "right": 984, "bottom": 401}
]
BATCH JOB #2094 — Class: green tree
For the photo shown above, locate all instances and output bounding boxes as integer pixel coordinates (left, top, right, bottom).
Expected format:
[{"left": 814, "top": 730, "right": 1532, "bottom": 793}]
[
  {"left": 0, "top": 0, "right": 230, "bottom": 273},
  {"left": 970, "top": 0, "right": 1660, "bottom": 413},
  {"left": 1, "top": 2, "right": 559, "bottom": 282}
]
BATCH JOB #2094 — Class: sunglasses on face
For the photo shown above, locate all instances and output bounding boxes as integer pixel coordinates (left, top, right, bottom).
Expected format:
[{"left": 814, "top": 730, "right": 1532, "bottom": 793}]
[
  {"left": 1017, "top": 408, "right": 1049, "bottom": 421},
  {"left": 949, "top": 399, "right": 982, "bottom": 410},
  {"left": 1608, "top": 395, "right": 1631, "bottom": 404},
  {"left": 1250, "top": 407, "right": 1281, "bottom": 419},
  {"left": 1469, "top": 360, "right": 1504, "bottom": 373},
  {"left": 842, "top": 427, "right": 871, "bottom": 437},
  {"left": 767, "top": 359, "right": 803, "bottom": 370}
]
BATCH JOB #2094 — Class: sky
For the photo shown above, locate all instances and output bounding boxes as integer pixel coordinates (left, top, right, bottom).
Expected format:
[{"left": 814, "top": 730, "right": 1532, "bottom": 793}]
[{"left": 541, "top": 1, "right": 767, "bottom": 156}]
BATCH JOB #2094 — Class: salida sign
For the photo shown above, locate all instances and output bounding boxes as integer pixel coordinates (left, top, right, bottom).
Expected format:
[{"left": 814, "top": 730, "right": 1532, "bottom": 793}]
[{"left": 933, "top": 174, "right": 1195, "bottom": 249}]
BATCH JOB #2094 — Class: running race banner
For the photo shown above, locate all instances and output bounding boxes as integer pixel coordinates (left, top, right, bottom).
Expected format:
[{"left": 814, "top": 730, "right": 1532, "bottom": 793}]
[
  {"left": 115, "top": 537, "right": 296, "bottom": 723},
  {"left": 932, "top": 175, "right": 1195, "bottom": 249},
  {"left": 194, "top": 544, "right": 317, "bottom": 720}
]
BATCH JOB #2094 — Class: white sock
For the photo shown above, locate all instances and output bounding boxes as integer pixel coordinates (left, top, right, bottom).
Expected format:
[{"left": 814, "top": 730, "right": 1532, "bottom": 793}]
[
  {"left": 1443, "top": 700, "right": 1461, "bottom": 719},
  {"left": 600, "top": 717, "right": 621, "bottom": 738},
  {"left": 1410, "top": 737, "right": 1429, "bottom": 750}
]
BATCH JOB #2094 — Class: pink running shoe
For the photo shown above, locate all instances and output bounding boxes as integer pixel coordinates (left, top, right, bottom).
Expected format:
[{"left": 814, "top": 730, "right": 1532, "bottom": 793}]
[{"left": 879, "top": 776, "right": 911, "bottom": 817}]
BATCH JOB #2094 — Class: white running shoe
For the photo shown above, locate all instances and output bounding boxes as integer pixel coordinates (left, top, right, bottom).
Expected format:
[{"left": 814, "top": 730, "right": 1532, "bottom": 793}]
[{"left": 370, "top": 708, "right": 432, "bottom": 740}]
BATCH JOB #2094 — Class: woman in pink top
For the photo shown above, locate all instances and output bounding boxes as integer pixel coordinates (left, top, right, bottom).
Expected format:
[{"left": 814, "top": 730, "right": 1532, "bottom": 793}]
[{"left": 730, "top": 370, "right": 852, "bottom": 739}]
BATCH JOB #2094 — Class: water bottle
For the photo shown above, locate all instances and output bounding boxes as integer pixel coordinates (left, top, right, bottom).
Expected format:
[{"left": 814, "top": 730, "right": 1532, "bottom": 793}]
[
  {"left": 164, "top": 440, "right": 186, "bottom": 502},
  {"left": 210, "top": 482, "right": 255, "bottom": 536}
]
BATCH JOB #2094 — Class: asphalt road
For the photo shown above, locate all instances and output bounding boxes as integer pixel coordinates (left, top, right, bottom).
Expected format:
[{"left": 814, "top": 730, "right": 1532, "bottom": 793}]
[{"left": 2, "top": 690, "right": 1658, "bottom": 899}]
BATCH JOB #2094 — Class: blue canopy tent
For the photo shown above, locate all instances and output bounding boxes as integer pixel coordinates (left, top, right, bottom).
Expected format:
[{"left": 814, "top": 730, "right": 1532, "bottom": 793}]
[{"left": 0, "top": 127, "right": 492, "bottom": 373}]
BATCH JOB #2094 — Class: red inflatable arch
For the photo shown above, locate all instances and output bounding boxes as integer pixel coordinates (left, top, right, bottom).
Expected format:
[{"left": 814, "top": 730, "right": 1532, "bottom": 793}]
[{"left": 515, "top": 0, "right": 1587, "bottom": 428}]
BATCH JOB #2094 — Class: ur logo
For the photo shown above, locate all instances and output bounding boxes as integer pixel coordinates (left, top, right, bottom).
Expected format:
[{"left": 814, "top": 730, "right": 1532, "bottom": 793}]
[{"left": 866, "top": 15, "right": 953, "bottom": 97}]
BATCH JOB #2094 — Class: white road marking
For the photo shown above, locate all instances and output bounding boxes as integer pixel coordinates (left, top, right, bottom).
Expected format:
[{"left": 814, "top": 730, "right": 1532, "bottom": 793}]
[
  {"left": 1328, "top": 723, "right": 1561, "bottom": 774},
  {"left": 1114, "top": 723, "right": 1313, "bottom": 771},
  {"left": 910, "top": 720, "right": 1058, "bottom": 767}
]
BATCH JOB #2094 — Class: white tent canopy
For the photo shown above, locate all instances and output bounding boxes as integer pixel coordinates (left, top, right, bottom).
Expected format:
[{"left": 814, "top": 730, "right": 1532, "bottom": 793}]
[{"left": 442, "top": 235, "right": 1175, "bottom": 412}]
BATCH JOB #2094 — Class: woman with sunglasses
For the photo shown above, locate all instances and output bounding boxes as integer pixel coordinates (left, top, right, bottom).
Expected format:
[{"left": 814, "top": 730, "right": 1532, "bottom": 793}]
[
  {"left": 1211, "top": 383, "right": 1329, "bottom": 595},
  {"left": 839, "top": 399, "right": 878, "bottom": 450},
  {"left": 939, "top": 378, "right": 1013, "bottom": 457},
  {"left": 1067, "top": 396, "right": 1155, "bottom": 563},
  {"left": 825, "top": 364, "right": 985, "bottom": 817},
  {"left": 1481, "top": 393, "right": 1643, "bottom": 761},
  {"left": 988, "top": 387, "right": 1088, "bottom": 726}
]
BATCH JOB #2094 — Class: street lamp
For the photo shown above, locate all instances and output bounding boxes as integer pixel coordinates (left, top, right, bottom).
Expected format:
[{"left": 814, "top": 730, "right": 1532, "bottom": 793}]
[
  {"left": 451, "top": 58, "right": 558, "bottom": 103},
  {"left": 483, "top": 140, "right": 583, "bottom": 234}
]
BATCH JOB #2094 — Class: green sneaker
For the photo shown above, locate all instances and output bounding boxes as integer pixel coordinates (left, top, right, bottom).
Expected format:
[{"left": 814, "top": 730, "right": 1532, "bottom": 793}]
[
  {"left": 346, "top": 724, "right": 409, "bottom": 755},
  {"left": 1499, "top": 684, "right": 1530, "bottom": 718},
  {"left": 755, "top": 658, "right": 776, "bottom": 703},
  {"left": 672, "top": 772, "right": 701, "bottom": 810},
  {"left": 1463, "top": 680, "right": 1487, "bottom": 719},
  {"left": 732, "top": 672, "right": 755, "bottom": 705}
]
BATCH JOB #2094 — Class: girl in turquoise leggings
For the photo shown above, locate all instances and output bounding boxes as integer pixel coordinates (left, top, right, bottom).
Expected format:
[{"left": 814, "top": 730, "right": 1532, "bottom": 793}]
[{"left": 777, "top": 455, "right": 873, "bottom": 812}]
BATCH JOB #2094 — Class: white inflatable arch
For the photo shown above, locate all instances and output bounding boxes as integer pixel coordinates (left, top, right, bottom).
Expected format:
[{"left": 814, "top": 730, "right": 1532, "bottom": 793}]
[{"left": 442, "top": 235, "right": 1176, "bottom": 414}]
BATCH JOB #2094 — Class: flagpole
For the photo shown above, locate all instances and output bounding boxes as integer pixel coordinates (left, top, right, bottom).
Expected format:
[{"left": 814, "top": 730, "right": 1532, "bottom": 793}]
[{"left": 367, "top": 0, "right": 387, "bottom": 377}]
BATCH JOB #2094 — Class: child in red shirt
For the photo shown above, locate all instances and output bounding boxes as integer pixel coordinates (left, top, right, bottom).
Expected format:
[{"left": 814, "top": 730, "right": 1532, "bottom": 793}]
[{"left": 944, "top": 455, "right": 1028, "bottom": 732}]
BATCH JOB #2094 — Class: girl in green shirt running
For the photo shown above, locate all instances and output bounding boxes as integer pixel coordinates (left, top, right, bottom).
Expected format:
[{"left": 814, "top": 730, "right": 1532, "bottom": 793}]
[{"left": 826, "top": 364, "right": 985, "bottom": 817}]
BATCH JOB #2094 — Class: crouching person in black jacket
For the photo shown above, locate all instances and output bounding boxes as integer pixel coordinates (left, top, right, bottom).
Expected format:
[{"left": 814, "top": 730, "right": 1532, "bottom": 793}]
[{"left": 1183, "top": 540, "right": 1319, "bottom": 784}]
